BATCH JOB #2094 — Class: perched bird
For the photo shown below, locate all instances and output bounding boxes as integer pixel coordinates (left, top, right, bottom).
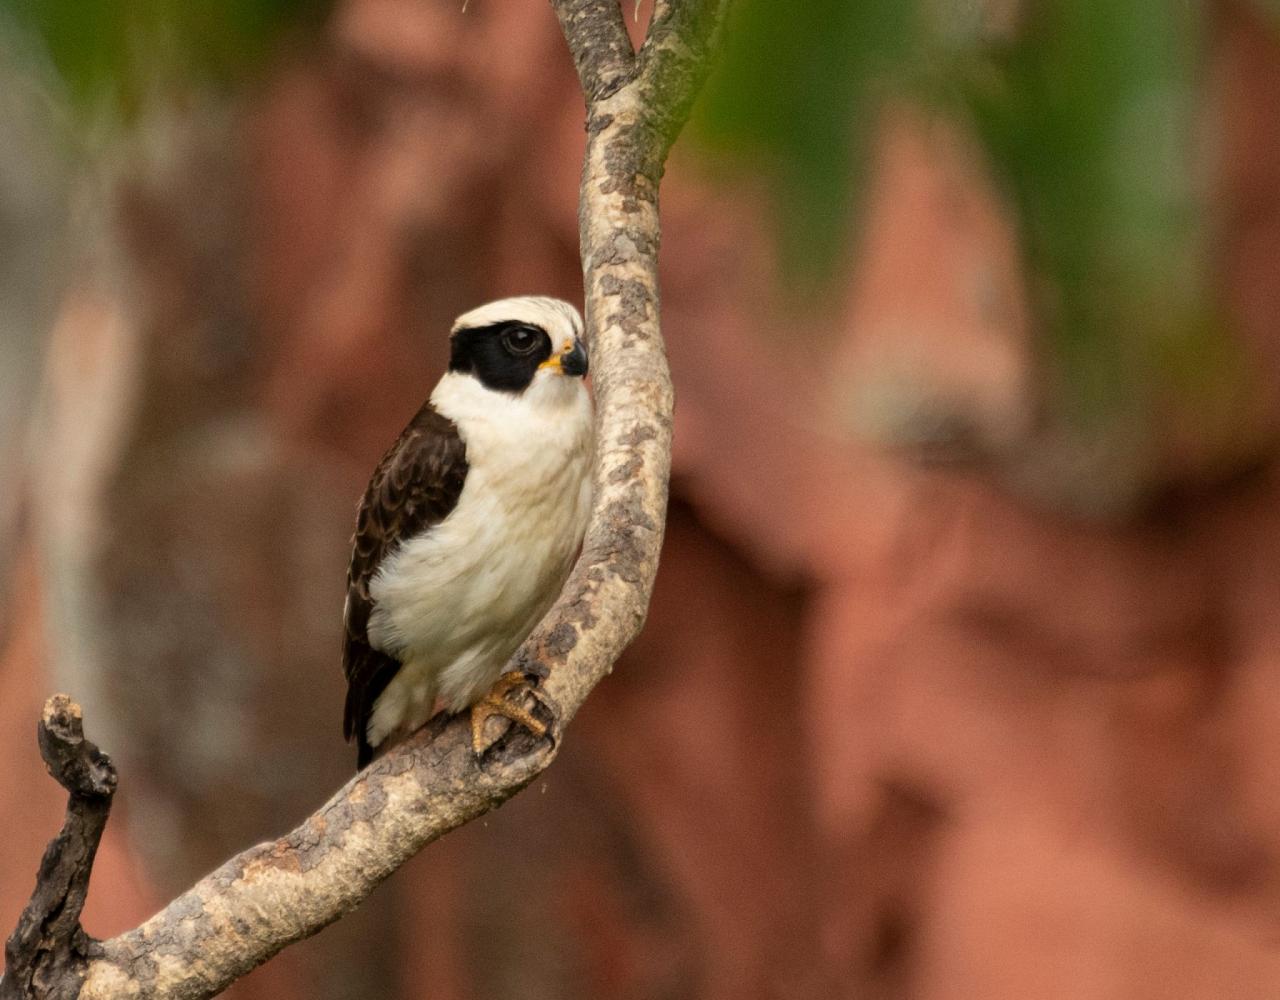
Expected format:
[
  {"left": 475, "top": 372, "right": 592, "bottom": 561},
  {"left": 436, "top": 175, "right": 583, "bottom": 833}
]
[{"left": 342, "top": 296, "right": 593, "bottom": 768}]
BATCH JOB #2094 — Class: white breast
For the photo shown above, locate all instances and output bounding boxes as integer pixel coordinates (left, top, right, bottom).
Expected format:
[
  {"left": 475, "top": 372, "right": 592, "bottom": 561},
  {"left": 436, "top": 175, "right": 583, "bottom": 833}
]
[{"left": 363, "top": 370, "right": 593, "bottom": 748}]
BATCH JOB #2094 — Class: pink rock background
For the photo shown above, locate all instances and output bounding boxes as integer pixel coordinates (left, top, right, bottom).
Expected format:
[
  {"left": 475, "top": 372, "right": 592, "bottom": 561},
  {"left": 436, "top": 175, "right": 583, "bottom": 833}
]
[{"left": 2, "top": 1, "right": 1280, "bottom": 998}]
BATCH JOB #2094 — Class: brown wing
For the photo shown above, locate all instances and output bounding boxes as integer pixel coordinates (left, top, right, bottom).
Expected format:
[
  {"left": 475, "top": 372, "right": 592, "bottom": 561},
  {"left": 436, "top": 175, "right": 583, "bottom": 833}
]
[{"left": 343, "top": 401, "right": 468, "bottom": 768}]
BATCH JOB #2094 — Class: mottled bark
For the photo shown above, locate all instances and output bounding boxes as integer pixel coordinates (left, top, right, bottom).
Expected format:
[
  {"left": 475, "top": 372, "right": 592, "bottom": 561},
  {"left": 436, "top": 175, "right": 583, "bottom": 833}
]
[{"left": 0, "top": 1, "right": 729, "bottom": 997}]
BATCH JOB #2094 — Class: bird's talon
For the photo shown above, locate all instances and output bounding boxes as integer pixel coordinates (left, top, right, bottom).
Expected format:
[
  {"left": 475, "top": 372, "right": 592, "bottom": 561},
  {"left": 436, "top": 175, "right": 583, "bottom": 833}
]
[{"left": 469, "top": 672, "right": 554, "bottom": 755}]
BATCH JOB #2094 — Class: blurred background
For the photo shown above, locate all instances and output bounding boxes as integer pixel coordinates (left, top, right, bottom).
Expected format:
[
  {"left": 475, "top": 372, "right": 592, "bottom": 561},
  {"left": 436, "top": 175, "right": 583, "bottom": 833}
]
[{"left": 2, "top": 0, "right": 1280, "bottom": 997}]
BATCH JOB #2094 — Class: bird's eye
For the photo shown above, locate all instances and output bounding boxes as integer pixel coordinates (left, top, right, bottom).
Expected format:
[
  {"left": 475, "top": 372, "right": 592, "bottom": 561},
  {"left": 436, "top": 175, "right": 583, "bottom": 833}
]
[{"left": 502, "top": 326, "right": 541, "bottom": 356}]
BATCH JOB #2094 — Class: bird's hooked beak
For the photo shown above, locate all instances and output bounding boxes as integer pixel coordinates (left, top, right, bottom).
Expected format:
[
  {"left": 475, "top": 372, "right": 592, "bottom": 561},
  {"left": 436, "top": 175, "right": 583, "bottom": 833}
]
[{"left": 539, "top": 337, "right": 589, "bottom": 378}]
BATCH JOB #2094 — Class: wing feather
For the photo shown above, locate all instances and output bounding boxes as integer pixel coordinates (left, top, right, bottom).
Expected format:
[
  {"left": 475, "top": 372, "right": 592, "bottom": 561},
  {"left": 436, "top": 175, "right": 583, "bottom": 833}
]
[{"left": 342, "top": 401, "right": 468, "bottom": 766}]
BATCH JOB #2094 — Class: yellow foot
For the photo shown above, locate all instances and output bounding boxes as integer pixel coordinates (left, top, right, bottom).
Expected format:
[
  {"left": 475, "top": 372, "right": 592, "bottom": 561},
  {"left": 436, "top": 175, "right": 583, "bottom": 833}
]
[{"left": 469, "top": 672, "right": 551, "bottom": 754}]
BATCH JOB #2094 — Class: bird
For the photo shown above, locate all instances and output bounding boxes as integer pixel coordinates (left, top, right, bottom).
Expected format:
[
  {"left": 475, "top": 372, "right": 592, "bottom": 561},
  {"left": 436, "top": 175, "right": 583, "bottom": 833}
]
[{"left": 342, "top": 296, "right": 593, "bottom": 769}]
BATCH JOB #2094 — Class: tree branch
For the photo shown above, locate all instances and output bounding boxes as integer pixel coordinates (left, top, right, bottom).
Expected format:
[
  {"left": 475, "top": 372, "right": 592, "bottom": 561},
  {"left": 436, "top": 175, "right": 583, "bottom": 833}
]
[
  {"left": 640, "top": 0, "right": 732, "bottom": 156},
  {"left": 1, "top": 2, "right": 730, "bottom": 997},
  {"left": 2, "top": 696, "right": 116, "bottom": 1000},
  {"left": 550, "top": 0, "right": 636, "bottom": 102}
]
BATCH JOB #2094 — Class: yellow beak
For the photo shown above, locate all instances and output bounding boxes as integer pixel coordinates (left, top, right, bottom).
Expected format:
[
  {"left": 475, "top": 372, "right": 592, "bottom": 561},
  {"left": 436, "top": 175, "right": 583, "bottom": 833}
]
[{"left": 539, "top": 338, "right": 589, "bottom": 377}]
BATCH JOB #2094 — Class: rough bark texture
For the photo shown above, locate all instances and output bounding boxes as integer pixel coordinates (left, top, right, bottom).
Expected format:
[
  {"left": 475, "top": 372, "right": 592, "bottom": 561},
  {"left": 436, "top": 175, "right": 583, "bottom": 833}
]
[
  {"left": 0, "top": 2, "right": 728, "bottom": 998},
  {"left": 2, "top": 697, "right": 116, "bottom": 1000}
]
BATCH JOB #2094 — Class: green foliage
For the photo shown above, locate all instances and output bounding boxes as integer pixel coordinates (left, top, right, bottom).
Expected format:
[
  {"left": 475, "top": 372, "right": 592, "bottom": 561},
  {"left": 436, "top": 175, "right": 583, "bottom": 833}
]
[
  {"left": 693, "top": 0, "right": 920, "bottom": 285},
  {"left": 958, "top": 1, "right": 1219, "bottom": 418},
  {"left": 1, "top": 0, "right": 330, "bottom": 116},
  {"left": 693, "top": 1, "right": 1243, "bottom": 424}
]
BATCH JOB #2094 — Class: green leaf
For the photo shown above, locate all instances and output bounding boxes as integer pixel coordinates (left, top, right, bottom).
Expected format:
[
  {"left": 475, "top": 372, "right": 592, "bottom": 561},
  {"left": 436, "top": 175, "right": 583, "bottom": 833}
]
[
  {"left": 692, "top": 0, "right": 921, "bottom": 287},
  {"left": 957, "top": 1, "right": 1219, "bottom": 420},
  {"left": 1, "top": 0, "right": 330, "bottom": 118}
]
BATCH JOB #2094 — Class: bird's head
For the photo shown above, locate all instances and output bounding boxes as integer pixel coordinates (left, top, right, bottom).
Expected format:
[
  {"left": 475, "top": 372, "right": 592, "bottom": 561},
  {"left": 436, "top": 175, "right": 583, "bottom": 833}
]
[{"left": 448, "top": 296, "right": 588, "bottom": 396}]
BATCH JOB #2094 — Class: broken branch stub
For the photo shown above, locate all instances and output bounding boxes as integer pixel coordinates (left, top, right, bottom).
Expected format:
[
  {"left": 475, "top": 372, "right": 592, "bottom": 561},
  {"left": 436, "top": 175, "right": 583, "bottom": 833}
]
[{"left": 2, "top": 696, "right": 117, "bottom": 1000}]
